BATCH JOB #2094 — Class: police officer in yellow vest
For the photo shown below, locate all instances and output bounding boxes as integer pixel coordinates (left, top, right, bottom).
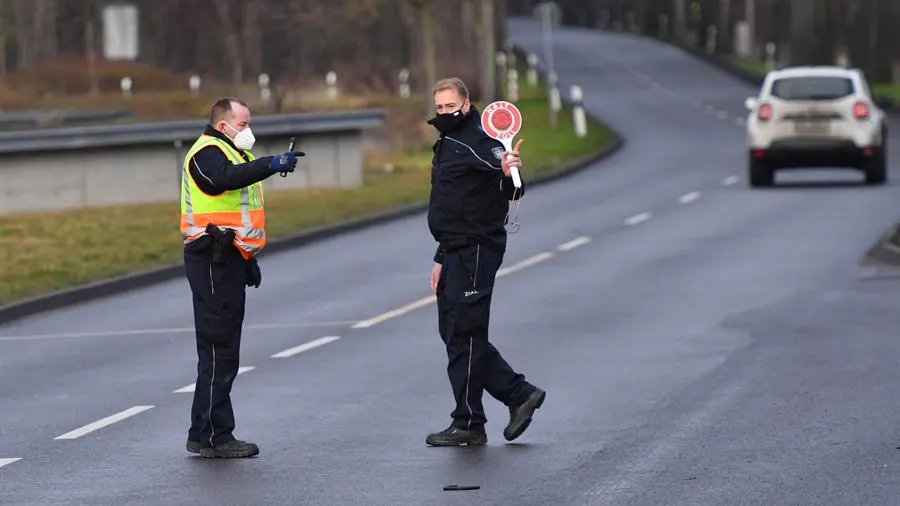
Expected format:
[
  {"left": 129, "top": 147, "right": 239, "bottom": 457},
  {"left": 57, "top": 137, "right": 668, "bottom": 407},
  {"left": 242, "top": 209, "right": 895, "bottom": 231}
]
[{"left": 181, "top": 97, "right": 303, "bottom": 458}]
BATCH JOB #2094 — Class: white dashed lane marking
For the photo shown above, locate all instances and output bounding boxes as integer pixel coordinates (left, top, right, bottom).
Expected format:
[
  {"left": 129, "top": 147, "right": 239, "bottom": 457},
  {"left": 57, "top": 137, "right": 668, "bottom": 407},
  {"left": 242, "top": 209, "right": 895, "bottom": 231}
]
[
  {"left": 54, "top": 405, "right": 154, "bottom": 440},
  {"left": 679, "top": 191, "right": 701, "bottom": 204},
  {"left": 497, "top": 252, "right": 555, "bottom": 277},
  {"left": 558, "top": 236, "right": 592, "bottom": 251},
  {"left": 351, "top": 296, "right": 435, "bottom": 329},
  {"left": 624, "top": 213, "right": 651, "bottom": 226},
  {"left": 0, "top": 458, "right": 22, "bottom": 470},
  {"left": 351, "top": 252, "right": 557, "bottom": 329},
  {"left": 173, "top": 367, "right": 255, "bottom": 394},
  {"left": 271, "top": 336, "right": 340, "bottom": 358},
  {"left": 722, "top": 175, "right": 740, "bottom": 186}
]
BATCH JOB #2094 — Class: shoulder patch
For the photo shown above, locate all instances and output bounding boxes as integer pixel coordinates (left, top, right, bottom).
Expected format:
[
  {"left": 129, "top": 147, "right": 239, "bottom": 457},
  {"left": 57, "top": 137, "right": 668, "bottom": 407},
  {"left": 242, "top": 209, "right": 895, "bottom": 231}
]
[{"left": 491, "top": 146, "right": 504, "bottom": 160}]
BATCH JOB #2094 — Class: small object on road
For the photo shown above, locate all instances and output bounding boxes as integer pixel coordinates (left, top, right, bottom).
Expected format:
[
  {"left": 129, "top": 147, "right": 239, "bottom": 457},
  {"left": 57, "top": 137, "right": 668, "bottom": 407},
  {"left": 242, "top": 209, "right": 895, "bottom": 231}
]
[{"left": 443, "top": 484, "right": 480, "bottom": 491}]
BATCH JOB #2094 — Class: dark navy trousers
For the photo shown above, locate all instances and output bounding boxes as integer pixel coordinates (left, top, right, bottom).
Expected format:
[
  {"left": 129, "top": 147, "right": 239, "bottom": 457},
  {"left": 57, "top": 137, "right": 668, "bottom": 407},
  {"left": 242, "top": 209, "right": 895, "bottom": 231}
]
[
  {"left": 184, "top": 243, "right": 248, "bottom": 447},
  {"left": 435, "top": 240, "right": 536, "bottom": 429}
]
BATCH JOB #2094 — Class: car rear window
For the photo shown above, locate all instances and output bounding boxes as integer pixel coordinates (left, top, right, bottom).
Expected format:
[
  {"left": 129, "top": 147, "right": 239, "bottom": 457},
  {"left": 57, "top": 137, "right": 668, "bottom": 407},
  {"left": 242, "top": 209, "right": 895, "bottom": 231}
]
[{"left": 770, "top": 76, "right": 855, "bottom": 100}]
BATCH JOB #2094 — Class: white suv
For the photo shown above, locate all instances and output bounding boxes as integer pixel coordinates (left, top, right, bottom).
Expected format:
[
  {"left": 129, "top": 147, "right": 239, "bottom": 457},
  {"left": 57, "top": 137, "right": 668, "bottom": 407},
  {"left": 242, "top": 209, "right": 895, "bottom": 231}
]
[{"left": 744, "top": 66, "right": 888, "bottom": 187}]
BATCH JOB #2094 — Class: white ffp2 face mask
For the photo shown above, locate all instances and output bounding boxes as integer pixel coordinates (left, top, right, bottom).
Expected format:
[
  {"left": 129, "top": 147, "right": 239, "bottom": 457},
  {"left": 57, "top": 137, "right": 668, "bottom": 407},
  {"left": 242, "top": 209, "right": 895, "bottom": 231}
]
[{"left": 225, "top": 123, "right": 256, "bottom": 151}]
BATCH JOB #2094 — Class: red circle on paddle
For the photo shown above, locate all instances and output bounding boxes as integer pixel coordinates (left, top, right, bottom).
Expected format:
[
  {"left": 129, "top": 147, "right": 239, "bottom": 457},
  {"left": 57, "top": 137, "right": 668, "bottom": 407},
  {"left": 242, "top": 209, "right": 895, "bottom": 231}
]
[{"left": 481, "top": 101, "right": 523, "bottom": 141}]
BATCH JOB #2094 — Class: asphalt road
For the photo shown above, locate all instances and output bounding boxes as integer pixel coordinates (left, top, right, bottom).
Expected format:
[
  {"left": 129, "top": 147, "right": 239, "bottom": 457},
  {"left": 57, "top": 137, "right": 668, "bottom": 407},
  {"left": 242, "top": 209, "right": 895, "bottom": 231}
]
[{"left": 3, "top": 17, "right": 900, "bottom": 506}]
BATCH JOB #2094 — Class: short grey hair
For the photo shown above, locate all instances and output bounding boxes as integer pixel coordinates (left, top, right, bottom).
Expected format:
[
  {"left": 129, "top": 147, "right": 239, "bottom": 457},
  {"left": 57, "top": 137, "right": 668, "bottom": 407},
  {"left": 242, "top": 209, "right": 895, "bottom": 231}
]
[
  {"left": 209, "top": 97, "right": 249, "bottom": 125},
  {"left": 432, "top": 77, "right": 469, "bottom": 99}
]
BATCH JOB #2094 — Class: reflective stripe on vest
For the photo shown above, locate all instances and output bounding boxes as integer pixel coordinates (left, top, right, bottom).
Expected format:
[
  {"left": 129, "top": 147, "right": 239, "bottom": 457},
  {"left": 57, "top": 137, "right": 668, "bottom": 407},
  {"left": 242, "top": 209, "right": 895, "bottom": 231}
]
[{"left": 180, "top": 135, "right": 266, "bottom": 259}]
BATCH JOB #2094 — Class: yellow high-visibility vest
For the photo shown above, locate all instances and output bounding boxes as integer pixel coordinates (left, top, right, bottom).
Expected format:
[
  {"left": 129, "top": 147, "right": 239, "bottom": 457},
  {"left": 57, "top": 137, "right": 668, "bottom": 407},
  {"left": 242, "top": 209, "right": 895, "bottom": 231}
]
[{"left": 180, "top": 134, "right": 266, "bottom": 259}]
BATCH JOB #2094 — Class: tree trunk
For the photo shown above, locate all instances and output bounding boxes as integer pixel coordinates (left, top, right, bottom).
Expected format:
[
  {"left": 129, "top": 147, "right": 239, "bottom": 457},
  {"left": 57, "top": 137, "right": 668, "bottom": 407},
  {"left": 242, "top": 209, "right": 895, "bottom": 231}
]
[
  {"left": 14, "top": 0, "right": 57, "bottom": 67},
  {"left": 788, "top": 0, "right": 818, "bottom": 65},
  {"left": 479, "top": 0, "right": 496, "bottom": 103},
  {"left": 420, "top": 1, "right": 437, "bottom": 117},
  {"left": 0, "top": 11, "right": 7, "bottom": 76},
  {"left": 85, "top": 16, "right": 99, "bottom": 96},
  {"left": 673, "top": 0, "right": 686, "bottom": 42},
  {"left": 214, "top": 0, "right": 244, "bottom": 86},
  {"left": 242, "top": 0, "right": 263, "bottom": 79}
]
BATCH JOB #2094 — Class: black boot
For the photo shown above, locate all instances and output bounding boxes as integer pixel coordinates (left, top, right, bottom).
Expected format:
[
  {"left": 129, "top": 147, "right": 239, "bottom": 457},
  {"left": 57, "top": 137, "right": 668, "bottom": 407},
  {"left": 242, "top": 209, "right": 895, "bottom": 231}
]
[
  {"left": 199, "top": 439, "right": 260, "bottom": 458},
  {"left": 186, "top": 440, "right": 206, "bottom": 454},
  {"left": 504, "top": 388, "right": 546, "bottom": 441},
  {"left": 426, "top": 425, "right": 487, "bottom": 446}
]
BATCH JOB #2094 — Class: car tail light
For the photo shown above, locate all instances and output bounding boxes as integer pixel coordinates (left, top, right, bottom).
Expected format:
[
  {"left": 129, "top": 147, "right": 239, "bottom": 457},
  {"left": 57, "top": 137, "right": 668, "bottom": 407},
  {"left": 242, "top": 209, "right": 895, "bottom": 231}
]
[
  {"left": 757, "top": 103, "right": 773, "bottom": 121},
  {"left": 853, "top": 101, "right": 870, "bottom": 119}
]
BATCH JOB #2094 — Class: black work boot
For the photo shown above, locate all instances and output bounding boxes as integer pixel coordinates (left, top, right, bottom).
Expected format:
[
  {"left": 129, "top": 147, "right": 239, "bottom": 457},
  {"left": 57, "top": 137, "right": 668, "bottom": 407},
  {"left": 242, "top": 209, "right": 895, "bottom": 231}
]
[
  {"left": 504, "top": 388, "right": 546, "bottom": 441},
  {"left": 199, "top": 439, "right": 260, "bottom": 458},
  {"left": 186, "top": 440, "right": 206, "bottom": 454},
  {"left": 426, "top": 425, "right": 487, "bottom": 447}
]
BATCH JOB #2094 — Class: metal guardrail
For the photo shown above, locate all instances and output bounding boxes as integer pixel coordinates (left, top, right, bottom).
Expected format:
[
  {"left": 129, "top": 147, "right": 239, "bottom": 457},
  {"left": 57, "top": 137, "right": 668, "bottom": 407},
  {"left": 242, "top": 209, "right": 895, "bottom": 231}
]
[
  {"left": 0, "top": 108, "right": 387, "bottom": 154},
  {"left": 0, "top": 107, "right": 133, "bottom": 131}
]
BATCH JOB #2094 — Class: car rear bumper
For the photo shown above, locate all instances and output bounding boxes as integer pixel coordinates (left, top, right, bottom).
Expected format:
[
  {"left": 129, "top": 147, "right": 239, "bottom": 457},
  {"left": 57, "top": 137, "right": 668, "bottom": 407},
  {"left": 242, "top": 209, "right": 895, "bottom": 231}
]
[{"left": 750, "top": 139, "right": 879, "bottom": 168}]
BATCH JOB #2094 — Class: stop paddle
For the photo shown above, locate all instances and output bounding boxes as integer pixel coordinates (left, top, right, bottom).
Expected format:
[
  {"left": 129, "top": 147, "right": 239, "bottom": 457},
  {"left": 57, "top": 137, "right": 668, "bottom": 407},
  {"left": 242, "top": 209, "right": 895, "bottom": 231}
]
[{"left": 481, "top": 101, "right": 524, "bottom": 188}]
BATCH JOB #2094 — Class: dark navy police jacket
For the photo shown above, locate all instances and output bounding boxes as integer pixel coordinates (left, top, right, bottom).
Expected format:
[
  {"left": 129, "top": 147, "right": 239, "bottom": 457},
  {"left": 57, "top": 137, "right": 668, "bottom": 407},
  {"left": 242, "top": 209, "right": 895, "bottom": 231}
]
[{"left": 428, "top": 106, "right": 526, "bottom": 264}]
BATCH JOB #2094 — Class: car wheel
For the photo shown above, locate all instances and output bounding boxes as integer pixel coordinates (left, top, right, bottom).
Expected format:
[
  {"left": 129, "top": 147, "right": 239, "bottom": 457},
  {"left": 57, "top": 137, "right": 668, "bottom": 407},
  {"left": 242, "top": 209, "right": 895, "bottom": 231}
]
[
  {"left": 864, "top": 145, "right": 887, "bottom": 185},
  {"left": 748, "top": 155, "right": 774, "bottom": 187}
]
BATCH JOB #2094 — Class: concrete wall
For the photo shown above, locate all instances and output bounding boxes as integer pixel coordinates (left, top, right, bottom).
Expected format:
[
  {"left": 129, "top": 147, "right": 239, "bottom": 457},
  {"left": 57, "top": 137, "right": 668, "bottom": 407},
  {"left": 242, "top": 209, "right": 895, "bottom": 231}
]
[{"left": 0, "top": 110, "right": 383, "bottom": 215}]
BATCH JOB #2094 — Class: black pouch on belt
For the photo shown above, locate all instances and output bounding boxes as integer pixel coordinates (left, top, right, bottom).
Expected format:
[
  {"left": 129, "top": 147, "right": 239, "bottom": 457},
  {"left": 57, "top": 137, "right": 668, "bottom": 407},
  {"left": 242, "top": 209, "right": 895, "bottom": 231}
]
[{"left": 205, "top": 224, "right": 236, "bottom": 264}]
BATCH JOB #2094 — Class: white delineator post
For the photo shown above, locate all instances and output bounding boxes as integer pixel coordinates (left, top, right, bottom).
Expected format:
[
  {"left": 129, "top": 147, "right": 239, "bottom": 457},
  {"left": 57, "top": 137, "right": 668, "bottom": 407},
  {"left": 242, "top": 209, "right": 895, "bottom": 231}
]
[
  {"left": 548, "top": 71, "right": 561, "bottom": 128},
  {"left": 189, "top": 75, "right": 201, "bottom": 97},
  {"left": 507, "top": 68, "right": 519, "bottom": 102},
  {"left": 571, "top": 85, "right": 587, "bottom": 138},
  {"left": 258, "top": 73, "right": 271, "bottom": 103},
  {"left": 526, "top": 53, "right": 539, "bottom": 86},
  {"left": 326, "top": 71, "right": 338, "bottom": 100},
  {"left": 398, "top": 68, "right": 410, "bottom": 99},
  {"left": 120, "top": 76, "right": 132, "bottom": 98}
]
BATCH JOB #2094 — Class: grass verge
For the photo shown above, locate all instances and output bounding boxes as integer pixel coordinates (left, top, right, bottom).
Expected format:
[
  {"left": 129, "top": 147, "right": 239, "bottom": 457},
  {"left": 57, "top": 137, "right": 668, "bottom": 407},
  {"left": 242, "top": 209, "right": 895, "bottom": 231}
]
[{"left": 0, "top": 73, "right": 615, "bottom": 306}]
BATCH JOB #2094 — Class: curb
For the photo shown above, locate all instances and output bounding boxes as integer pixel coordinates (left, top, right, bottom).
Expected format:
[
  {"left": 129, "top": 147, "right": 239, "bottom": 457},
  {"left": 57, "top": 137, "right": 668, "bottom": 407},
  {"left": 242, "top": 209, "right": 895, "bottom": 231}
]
[
  {"left": 0, "top": 113, "right": 625, "bottom": 326},
  {"left": 861, "top": 221, "right": 900, "bottom": 267}
]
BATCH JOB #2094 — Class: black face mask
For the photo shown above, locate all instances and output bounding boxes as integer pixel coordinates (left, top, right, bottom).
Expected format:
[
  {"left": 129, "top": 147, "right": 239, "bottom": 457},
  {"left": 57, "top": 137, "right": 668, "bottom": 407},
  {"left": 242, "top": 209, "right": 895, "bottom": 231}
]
[{"left": 428, "top": 108, "right": 467, "bottom": 135}]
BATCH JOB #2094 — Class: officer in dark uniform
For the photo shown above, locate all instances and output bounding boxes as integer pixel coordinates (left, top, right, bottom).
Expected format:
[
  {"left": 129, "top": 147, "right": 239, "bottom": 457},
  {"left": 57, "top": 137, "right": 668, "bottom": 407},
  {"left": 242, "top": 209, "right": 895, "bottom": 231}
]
[
  {"left": 425, "top": 78, "right": 547, "bottom": 446},
  {"left": 180, "top": 97, "right": 303, "bottom": 458}
]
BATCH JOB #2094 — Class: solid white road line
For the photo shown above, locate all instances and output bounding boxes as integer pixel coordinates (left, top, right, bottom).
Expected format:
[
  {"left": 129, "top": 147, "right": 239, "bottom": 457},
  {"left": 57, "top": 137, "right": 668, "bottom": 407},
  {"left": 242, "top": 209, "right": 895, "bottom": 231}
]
[
  {"left": 722, "top": 175, "right": 740, "bottom": 186},
  {"left": 173, "top": 366, "right": 255, "bottom": 394},
  {"left": 678, "top": 191, "right": 701, "bottom": 204},
  {"left": 558, "top": 236, "right": 592, "bottom": 251},
  {"left": 54, "top": 405, "right": 154, "bottom": 440},
  {"left": 352, "top": 251, "right": 557, "bottom": 329},
  {"left": 0, "top": 321, "right": 357, "bottom": 342},
  {"left": 0, "top": 458, "right": 22, "bottom": 469},
  {"left": 624, "top": 212, "right": 651, "bottom": 226},
  {"left": 271, "top": 336, "right": 340, "bottom": 358}
]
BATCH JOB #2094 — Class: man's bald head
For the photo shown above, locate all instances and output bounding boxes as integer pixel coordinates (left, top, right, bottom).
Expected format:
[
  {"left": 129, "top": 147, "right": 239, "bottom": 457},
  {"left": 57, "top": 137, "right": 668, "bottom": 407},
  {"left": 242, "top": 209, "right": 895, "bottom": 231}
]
[{"left": 209, "top": 97, "right": 252, "bottom": 140}]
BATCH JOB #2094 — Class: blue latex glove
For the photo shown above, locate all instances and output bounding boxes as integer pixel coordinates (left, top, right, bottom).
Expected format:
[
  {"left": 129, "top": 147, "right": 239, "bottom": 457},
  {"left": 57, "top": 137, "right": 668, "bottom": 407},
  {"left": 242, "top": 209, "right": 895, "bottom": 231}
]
[{"left": 270, "top": 151, "right": 304, "bottom": 173}]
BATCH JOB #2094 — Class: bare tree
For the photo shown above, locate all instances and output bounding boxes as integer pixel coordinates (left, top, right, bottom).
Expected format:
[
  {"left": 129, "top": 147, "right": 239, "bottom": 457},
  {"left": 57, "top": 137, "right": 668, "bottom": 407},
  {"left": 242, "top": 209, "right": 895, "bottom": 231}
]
[
  {"left": 13, "top": 0, "right": 58, "bottom": 68},
  {"left": 242, "top": 0, "right": 264, "bottom": 80},
  {"left": 214, "top": 0, "right": 245, "bottom": 86},
  {"left": 408, "top": 0, "right": 438, "bottom": 118}
]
